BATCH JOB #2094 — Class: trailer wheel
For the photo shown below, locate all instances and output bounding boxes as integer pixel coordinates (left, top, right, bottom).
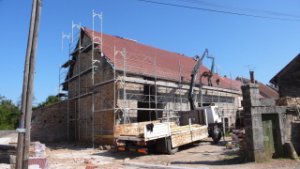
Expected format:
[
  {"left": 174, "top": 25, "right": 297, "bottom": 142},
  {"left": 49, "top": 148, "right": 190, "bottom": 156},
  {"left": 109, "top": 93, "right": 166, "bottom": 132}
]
[
  {"left": 212, "top": 125, "right": 222, "bottom": 144},
  {"left": 165, "top": 137, "right": 178, "bottom": 155}
]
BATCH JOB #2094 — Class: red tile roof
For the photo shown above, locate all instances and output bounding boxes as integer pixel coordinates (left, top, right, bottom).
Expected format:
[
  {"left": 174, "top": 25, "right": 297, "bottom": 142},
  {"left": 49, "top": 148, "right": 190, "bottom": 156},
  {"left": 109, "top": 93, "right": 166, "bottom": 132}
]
[
  {"left": 237, "top": 77, "right": 279, "bottom": 98},
  {"left": 83, "top": 27, "right": 242, "bottom": 91}
]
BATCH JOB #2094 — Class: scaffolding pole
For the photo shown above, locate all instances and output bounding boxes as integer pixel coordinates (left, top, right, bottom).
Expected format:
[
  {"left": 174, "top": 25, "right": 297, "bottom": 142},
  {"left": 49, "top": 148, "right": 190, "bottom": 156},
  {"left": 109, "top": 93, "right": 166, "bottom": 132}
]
[
  {"left": 71, "top": 21, "right": 81, "bottom": 141},
  {"left": 61, "top": 32, "right": 71, "bottom": 140},
  {"left": 92, "top": 9, "right": 103, "bottom": 147},
  {"left": 114, "top": 47, "right": 128, "bottom": 123},
  {"left": 154, "top": 56, "right": 158, "bottom": 119}
]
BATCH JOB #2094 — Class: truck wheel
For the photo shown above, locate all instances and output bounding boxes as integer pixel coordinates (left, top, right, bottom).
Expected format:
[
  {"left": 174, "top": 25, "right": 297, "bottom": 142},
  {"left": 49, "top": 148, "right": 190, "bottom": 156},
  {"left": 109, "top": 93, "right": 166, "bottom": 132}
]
[
  {"left": 147, "top": 143, "right": 157, "bottom": 154},
  {"left": 165, "top": 137, "right": 178, "bottom": 155},
  {"left": 212, "top": 125, "right": 222, "bottom": 144}
]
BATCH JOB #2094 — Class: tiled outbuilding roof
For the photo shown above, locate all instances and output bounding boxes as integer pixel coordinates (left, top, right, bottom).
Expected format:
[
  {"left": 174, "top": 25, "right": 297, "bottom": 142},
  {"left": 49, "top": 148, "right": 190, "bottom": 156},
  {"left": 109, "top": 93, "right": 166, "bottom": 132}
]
[
  {"left": 83, "top": 27, "right": 242, "bottom": 91},
  {"left": 237, "top": 77, "right": 279, "bottom": 99}
]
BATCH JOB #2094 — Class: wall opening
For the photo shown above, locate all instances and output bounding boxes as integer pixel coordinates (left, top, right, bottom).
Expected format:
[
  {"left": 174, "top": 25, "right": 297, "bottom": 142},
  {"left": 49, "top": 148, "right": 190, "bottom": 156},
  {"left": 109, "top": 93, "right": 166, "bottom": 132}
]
[
  {"left": 262, "top": 114, "right": 283, "bottom": 158},
  {"left": 137, "top": 84, "right": 162, "bottom": 122}
]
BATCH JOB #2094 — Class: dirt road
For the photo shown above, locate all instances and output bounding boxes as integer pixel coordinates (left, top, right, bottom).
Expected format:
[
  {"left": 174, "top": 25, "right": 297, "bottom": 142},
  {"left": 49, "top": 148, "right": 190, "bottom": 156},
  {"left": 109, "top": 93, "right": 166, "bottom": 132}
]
[{"left": 46, "top": 140, "right": 300, "bottom": 169}]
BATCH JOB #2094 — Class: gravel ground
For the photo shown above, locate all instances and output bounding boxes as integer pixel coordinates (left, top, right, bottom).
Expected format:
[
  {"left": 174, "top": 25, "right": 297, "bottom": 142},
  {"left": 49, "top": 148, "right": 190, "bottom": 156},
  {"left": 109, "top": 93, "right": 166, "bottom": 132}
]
[
  {"left": 0, "top": 131, "right": 17, "bottom": 144},
  {"left": 44, "top": 140, "right": 300, "bottom": 169},
  {"left": 0, "top": 163, "right": 10, "bottom": 169}
]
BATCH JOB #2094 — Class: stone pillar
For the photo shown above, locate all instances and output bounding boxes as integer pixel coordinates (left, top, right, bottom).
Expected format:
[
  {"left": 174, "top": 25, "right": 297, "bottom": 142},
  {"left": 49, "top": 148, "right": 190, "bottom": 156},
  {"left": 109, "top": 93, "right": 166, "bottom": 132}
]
[{"left": 242, "top": 84, "right": 267, "bottom": 162}]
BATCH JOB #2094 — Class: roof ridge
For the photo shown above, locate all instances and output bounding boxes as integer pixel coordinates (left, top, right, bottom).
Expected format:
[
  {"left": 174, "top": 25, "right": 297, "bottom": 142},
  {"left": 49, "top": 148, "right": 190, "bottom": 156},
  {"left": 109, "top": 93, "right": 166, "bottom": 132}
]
[{"left": 83, "top": 27, "right": 195, "bottom": 61}]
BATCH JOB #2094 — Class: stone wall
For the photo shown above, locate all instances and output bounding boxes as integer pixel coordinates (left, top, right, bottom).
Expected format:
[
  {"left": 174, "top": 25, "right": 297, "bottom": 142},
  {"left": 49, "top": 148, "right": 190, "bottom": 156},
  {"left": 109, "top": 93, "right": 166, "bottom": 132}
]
[
  {"left": 291, "top": 122, "right": 300, "bottom": 154},
  {"left": 75, "top": 82, "right": 115, "bottom": 145},
  {"left": 241, "top": 84, "right": 300, "bottom": 162},
  {"left": 31, "top": 101, "right": 68, "bottom": 142},
  {"left": 285, "top": 111, "right": 300, "bottom": 155},
  {"left": 67, "top": 44, "right": 115, "bottom": 144},
  {"left": 32, "top": 38, "right": 115, "bottom": 145}
]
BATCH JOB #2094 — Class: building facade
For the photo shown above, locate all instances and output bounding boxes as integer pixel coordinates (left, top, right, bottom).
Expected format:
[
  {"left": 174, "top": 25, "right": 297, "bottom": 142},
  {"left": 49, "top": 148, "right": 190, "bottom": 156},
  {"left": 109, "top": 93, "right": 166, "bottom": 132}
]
[{"left": 32, "top": 28, "right": 275, "bottom": 145}]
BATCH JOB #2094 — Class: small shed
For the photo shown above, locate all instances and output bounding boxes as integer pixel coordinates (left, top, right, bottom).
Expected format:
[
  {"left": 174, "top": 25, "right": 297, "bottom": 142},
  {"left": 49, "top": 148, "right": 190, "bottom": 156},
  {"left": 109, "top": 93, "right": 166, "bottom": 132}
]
[{"left": 270, "top": 54, "right": 300, "bottom": 97}]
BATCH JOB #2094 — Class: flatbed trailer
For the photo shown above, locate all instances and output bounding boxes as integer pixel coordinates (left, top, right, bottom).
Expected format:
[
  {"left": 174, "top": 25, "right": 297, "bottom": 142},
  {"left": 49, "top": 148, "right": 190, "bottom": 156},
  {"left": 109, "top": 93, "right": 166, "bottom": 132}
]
[{"left": 114, "top": 108, "right": 216, "bottom": 154}]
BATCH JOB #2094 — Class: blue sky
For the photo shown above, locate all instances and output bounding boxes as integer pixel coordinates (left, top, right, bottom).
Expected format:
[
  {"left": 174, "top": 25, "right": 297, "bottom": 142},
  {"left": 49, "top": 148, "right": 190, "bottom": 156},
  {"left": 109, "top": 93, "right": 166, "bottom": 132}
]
[{"left": 0, "top": 0, "right": 300, "bottom": 104}]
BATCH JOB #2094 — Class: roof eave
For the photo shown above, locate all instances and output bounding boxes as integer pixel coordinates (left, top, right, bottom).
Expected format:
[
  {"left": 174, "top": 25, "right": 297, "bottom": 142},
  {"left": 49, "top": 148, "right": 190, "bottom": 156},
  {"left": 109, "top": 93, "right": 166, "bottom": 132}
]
[{"left": 270, "top": 53, "right": 300, "bottom": 85}]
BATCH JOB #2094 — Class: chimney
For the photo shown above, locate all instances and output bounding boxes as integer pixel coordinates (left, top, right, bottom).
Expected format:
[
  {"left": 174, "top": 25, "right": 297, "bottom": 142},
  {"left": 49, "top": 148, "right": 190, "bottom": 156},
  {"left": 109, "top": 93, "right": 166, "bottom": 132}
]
[{"left": 250, "top": 71, "right": 255, "bottom": 83}]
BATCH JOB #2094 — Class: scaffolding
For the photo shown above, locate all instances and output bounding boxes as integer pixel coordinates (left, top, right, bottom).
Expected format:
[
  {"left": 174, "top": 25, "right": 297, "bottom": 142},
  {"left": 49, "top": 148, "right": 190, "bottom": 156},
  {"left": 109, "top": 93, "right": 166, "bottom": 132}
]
[
  {"left": 112, "top": 50, "right": 239, "bottom": 124},
  {"left": 58, "top": 13, "right": 241, "bottom": 145},
  {"left": 59, "top": 20, "right": 84, "bottom": 142},
  {"left": 59, "top": 32, "right": 71, "bottom": 140},
  {"left": 59, "top": 11, "right": 103, "bottom": 146}
]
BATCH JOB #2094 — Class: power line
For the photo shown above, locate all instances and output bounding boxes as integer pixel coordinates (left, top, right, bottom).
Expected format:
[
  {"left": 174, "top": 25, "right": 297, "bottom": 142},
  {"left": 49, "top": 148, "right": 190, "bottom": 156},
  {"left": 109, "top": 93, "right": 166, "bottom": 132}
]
[
  {"left": 174, "top": 0, "right": 300, "bottom": 19},
  {"left": 137, "top": 0, "right": 300, "bottom": 22}
]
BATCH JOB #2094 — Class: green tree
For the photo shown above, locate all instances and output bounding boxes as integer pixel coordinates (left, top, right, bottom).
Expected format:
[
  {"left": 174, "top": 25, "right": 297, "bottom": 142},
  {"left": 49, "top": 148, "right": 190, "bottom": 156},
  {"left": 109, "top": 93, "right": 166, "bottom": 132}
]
[
  {"left": 36, "top": 95, "right": 61, "bottom": 108},
  {"left": 0, "top": 95, "right": 20, "bottom": 130}
]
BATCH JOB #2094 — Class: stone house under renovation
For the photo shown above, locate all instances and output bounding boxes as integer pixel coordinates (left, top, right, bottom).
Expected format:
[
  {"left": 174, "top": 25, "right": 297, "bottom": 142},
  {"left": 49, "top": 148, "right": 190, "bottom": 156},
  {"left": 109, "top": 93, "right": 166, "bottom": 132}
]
[
  {"left": 31, "top": 27, "right": 277, "bottom": 145},
  {"left": 240, "top": 53, "right": 300, "bottom": 162}
]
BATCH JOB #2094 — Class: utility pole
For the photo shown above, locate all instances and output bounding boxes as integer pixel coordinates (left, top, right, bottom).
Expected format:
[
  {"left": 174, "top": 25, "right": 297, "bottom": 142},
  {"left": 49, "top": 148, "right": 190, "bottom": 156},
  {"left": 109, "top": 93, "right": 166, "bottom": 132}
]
[{"left": 16, "top": 0, "right": 42, "bottom": 169}]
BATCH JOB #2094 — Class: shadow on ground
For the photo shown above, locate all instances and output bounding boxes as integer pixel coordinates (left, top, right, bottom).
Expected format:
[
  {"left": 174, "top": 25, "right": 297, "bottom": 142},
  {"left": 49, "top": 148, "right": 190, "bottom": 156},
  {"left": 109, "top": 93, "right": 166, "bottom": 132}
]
[
  {"left": 92, "top": 151, "right": 145, "bottom": 160},
  {"left": 171, "top": 150, "right": 246, "bottom": 166},
  {"left": 46, "top": 142, "right": 94, "bottom": 151},
  {"left": 170, "top": 157, "right": 245, "bottom": 166}
]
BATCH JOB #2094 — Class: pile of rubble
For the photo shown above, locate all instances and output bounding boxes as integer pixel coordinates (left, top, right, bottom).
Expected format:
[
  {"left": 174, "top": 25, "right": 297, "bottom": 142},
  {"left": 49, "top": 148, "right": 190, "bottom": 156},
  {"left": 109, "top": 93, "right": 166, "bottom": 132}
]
[
  {"left": 276, "top": 97, "right": 300, "bottom": 106},
  {"left": 10, "top": 142, "right": 47, "bottom": 169},
  {"left": 226, "top": 129, "right": 246, "bottom": 155}
]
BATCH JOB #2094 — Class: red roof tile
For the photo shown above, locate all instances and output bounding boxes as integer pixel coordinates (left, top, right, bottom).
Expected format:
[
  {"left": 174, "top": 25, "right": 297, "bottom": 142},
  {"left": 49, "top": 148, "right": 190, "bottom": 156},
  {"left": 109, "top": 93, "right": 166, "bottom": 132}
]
[
  {"left": 237, "top": 77, "right": 279, "bottom": 98},
  {"left": 258, "top": 83, "right": 279, "bottom": 99},
  {"left": 83, "top": 27, "right": 242, "bottom": 91}
]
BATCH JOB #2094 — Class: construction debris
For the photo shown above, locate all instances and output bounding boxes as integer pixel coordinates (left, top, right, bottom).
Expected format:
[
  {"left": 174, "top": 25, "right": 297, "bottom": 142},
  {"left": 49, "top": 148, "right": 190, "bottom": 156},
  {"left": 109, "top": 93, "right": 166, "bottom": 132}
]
[
  {"left": 229, "top": 129, "right": 246, "bottom": 155},
  {"left": 124, "top": 161, "right": 209, "bottom": 169},
  {"left": 10, "top": 142, "right": 47, "bottom": 169},
  {"left": 276, "top": 97, "right": 300, "bottom": 106}
]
